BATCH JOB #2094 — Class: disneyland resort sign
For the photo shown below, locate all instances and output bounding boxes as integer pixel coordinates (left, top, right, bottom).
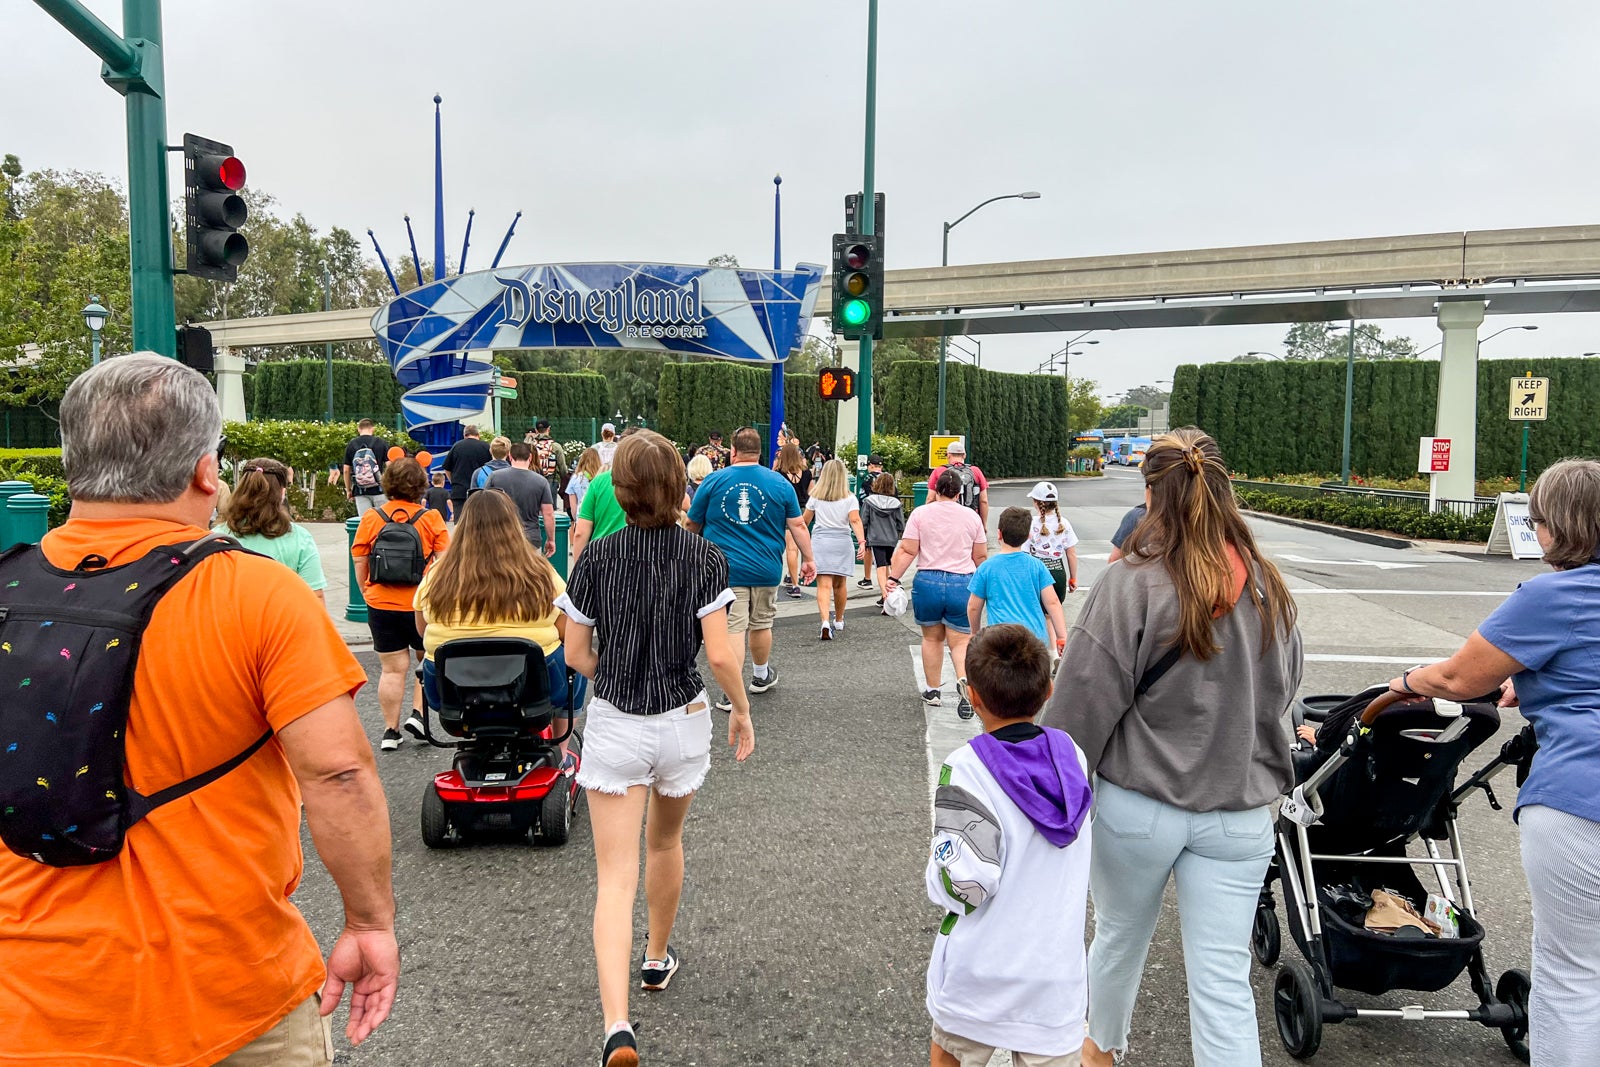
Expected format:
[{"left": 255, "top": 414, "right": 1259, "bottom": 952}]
[{"left": 499, "top": 275, "right": 710, "bottom": 340}]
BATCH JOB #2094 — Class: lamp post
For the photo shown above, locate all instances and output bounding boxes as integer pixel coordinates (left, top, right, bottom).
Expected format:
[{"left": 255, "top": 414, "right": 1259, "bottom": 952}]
[
  {"left": 937, "top": 191, "right": 1041, "bottom": 433},
  {"left": 1328, "top": 321, "right": 1358, "bottom": 484},
  {"left": 81, "top": 296, "right": 110, "bottom": 366},
  {"left": 322, "top": 262, "right": 334, "bottom": 422}
]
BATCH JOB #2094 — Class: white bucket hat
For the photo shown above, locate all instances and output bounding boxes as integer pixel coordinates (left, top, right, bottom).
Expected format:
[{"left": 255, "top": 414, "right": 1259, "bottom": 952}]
[{"left": 1028, "top": 481, "right": 1059, "bottom": 502}]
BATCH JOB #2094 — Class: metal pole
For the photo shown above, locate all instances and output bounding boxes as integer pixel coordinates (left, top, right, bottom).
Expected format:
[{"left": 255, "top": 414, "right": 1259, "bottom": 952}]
[
  {"left": 123, "top": 0, "right": 175, "bottom": 356},
  {"left": 855, "top": 0, "right": 878, "bottom": 463},
  {"left": 323, "top": 262, "right": 334, "bottom": 421},
  {"left": 91, "top": 328, "right": 102, "bottom": 366},
  {"left": 937, "top": 223, "right": 949, "bottom": 434},
  {"left": 769, "top": 173, "right": 785, "bottom": 464},
  {"left": 1520, "top": 423, "right": 1530, "bottom": 493},
  {"left": 432, "top": 95, "right": 446, "bottom": 284},
  {"left": 1341, "top": 318, "right": 1356, "bottom": 484}
]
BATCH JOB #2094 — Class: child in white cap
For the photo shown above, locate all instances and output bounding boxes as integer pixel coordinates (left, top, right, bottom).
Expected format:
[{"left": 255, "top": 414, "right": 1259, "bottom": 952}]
[{"left": 1024, "top": 482, "right": 1078, "bottom": 610}]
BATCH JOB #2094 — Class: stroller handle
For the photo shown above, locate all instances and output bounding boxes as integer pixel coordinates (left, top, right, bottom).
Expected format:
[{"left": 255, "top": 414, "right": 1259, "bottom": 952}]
[{"left": 1359, "top": 688, "right": 1410, "bottom": 725}]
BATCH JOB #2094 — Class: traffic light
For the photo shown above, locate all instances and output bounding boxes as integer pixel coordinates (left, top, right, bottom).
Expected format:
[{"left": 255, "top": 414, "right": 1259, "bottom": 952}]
[
  {"left": 176, "top": 324, "right": 214, "bottom": 373},
  {"left": 831, "top": 233, "right": 882, "bottom": 340},
  {"left": 183, "top": 133, "right": 250, "bottom": 282},
  {"left": 818, "top": 366, "right": 856, "bottom": 401}
]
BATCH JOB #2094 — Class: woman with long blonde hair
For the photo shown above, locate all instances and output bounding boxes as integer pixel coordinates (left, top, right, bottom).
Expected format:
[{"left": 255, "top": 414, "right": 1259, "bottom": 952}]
[
  {"left": 773, "top": 442, "right": 812, "bottom": 597},
  {"left": 414, "top": 489, "right": 577, "bottom": 767},
  {"left": 568, "top": 446, "right": 602, "bottom": 516},
  {"left": 216, "top": 456, "right": 327, "bottom": 602},
  {"left": 1042, "top": 427, "right": 1301, "bottom": 1067},
  {"left": 803, "top": 459, "right": 866, "bottom": 639}
]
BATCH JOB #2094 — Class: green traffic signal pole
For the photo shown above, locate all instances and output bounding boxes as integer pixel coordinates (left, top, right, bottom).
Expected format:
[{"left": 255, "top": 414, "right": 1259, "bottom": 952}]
[
  {"left": 1340, "top": 317, "right": 1356, "bottom": 484},
  {"left": 33, "top": 0, "right": 177, "bottom": 357},
  {"left": 855, "top": 0, "right": 879, "bottom": 463}
]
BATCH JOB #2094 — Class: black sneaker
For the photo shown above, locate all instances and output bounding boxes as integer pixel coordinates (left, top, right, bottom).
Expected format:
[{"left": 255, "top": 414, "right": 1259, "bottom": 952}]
[
  {"left": 402, "top": 711, "right": 426, "bottom": 739},
  {"left": 750, "top": 668, "right": 778, "bottom": 694},
  {"left": 857, "top": 578, "right": 873, "bottom": 588},
  {"left": 956, "top": 678, "right": 975, "bottom": 720},
  {"left": 601, "top": 1026, "right": 639, "bottom": 1067},
  {"left": 922, "top": 688, "right": 942, "bottom": 709},
  {"left": 785, "top": 584, "right": 804, "bottom": 599},
  {"left": 379, "top": 728, "right": 403, "bottom": 751},
  {"left": 641, "top": 947, "right": 680, "bottom": 990}
]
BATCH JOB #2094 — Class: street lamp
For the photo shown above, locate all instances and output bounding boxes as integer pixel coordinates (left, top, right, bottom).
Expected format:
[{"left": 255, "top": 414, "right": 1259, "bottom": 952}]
[
  {"left": 1328, "top": 321, "right": 1358, "bottom": 484},
  {"left": 81, "top": 296, "right": 110, "bottom": 366},
  {"left": 1478, "top": 324, "right": 1538, "bottom": 350},
  {"left": 938, "top": 191, "right": 1041, "bottom": 433}
]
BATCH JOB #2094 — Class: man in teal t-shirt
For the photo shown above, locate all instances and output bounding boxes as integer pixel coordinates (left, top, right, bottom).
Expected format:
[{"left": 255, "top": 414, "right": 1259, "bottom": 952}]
[{"left": 572, "top": 469, "right": 627, "bottom": 559}]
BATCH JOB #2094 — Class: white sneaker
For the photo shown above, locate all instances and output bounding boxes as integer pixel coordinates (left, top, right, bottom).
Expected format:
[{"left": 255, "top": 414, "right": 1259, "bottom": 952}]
[{"left": 831, "top": 616, "right": 845, "bottom": 632}]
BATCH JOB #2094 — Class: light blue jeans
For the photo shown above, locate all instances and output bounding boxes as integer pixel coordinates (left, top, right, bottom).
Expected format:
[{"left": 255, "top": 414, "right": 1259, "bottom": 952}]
[{"left": 1087, "top": 778, "right": 1275, "bottom": 1067}]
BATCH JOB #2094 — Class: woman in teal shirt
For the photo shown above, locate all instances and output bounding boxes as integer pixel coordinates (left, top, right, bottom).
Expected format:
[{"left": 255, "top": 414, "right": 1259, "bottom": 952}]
[{"left": 215, "top": 456, "right": 328, "bottom": 602}]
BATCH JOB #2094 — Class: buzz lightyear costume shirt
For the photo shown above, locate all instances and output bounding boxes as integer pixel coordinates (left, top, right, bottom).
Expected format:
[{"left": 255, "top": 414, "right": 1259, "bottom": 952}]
[{"left": 687, "top": 463, "right": 800, "bottom": 588}]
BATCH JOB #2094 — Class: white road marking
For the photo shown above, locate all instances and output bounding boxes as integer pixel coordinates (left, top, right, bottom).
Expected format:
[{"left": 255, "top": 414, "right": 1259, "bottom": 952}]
[
  {"left": 1305, "top": 653, "right": 1449, "bottom": 664},
  {"left": 1289, "top": 588, "right": 1509, "bottom": 597},
  {"left": 1280, "top": 553, "right": 1424, "bottom": 571}
]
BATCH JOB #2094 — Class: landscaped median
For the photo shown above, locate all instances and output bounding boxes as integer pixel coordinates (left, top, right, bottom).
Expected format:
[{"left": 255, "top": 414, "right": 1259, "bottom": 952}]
[{"left": 1234, "top": 483, "right": 1494, "bottom": 543}]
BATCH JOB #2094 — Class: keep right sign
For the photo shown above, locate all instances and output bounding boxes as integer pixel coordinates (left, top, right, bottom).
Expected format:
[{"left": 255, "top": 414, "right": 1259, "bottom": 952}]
[{"left": 1510, "top": 376, "right": 1549, "bottom": 421}]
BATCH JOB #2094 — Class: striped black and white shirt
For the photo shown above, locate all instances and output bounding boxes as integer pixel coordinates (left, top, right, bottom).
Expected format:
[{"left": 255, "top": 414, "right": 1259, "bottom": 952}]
[{"left": 556, "top": 525, "right": 733, "bottom": 715}]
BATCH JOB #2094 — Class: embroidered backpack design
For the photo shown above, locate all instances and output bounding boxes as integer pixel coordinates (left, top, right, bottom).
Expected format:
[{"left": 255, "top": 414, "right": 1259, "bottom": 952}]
[
  {"left": 0, "top": 535, "right": 272, "bottom": 867},
  {"left": 368, "top": 505, "right": 427, "bottom": 585},
  {"left": 535, "top": 438, "right": 560, "bottom": 477},
  {"left": 351, "top": 444, "right": 381, "bottom": 494}
]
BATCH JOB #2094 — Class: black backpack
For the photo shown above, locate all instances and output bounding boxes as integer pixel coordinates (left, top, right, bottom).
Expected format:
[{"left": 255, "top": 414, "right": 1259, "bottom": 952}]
[
  {"left": 369, "top": 505, "right": 427, "bottom": 585},
  {"left": 948, "top": 463, "right": 981, "bottom": 510},
  {"left": 0, "top": 534, "right": 273, "bottom": 867}
]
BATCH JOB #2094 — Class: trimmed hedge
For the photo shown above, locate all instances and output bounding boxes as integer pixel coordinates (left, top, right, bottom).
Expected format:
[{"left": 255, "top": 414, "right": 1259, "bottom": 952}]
[
  {"left": 502, "top": 372, "right": 610, "bottom": 424},
  {"left": 1236, "top": 489, "right": 1494, "bottom": 542},
  {"left": 879, "top": 360, "right": 1068, "bottom": 478},
  {"left": 1172, "top": 357, "right": 1600, "bottom": 481},
  {"left": 250, "top": 360, "right": 403, "bottom": 421},
  {"left": 656, "top": 363, "right": 834, "bottom": 454}
]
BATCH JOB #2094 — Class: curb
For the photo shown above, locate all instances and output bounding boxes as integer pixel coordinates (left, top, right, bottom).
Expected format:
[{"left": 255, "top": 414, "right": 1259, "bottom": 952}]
[{"left": 1244, "top": 509, "right": 1418, "bottom": 550}]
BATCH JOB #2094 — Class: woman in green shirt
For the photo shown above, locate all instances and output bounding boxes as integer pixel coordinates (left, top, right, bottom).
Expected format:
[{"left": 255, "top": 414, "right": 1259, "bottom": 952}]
[{"left": 215, "top": 457, "right": 328, "bottom": 602}]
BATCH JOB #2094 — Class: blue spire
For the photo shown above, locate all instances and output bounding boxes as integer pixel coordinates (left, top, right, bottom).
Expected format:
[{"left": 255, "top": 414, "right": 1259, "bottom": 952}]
[{"left": 433, "top": 94, "right": 446, "bottom": 282}]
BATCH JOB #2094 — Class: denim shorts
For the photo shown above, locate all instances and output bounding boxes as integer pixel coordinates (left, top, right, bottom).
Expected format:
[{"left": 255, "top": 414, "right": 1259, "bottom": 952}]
[
  {"left": 913, "top": 569, "right": 972, "bottom": 632},
  {"left": 577, "top": 693, "right": 713, "bottom": 797}
]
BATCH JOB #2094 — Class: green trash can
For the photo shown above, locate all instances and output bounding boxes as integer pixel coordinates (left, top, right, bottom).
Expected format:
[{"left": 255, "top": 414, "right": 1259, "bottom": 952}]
[
  {"left": 553, "top": 512, "right": 571, "bottom": 580},
  {"left": 344, "top": 515, "right": 369, "bottom": 624},
  {"left": 7, "top": 493, "right": 52, "bottom": 548},
  {"left": 0, "top": 480, "right": 35, "bottom": 549},
  {"left": 912, "top": 480, "right": 929, "bottom": 508}
]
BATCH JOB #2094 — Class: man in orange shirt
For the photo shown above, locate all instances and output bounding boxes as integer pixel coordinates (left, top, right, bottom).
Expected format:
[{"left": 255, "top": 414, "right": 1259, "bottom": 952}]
[{"left": 0, "top": 354, "right": 397, "bottom": 1066}]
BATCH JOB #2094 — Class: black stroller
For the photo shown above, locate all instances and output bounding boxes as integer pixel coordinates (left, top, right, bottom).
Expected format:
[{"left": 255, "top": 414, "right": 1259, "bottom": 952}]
[{"left": 1254, "top": 685, "right": 1537, "bottom": 1061}]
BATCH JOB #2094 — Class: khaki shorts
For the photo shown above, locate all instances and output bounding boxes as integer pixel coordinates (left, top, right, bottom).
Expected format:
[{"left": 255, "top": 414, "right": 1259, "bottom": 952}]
[
  {"left": 931, "top": 1023, "right": 1081, "bottom": 1067},
  {"left": 220, "top": 996, "right": 334, "bottom": 1066},
  {"left": 726, "top": 586, "right": 778, "bottom": 635}
]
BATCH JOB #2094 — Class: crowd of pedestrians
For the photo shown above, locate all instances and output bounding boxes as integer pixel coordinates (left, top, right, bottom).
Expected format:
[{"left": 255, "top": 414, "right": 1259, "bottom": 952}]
[{"left": 6, "top": 365, "right": 1592, "bottom": 1067}]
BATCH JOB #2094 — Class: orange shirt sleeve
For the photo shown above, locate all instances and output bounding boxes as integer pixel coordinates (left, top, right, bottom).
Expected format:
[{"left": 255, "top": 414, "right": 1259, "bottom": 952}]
[
  {"left": 423, "top": 509, "right": 450, "bottom": 557},
  {"left": 243, "top": 557, "right": 368, "bottom": 732},
  {"left": 350, "top": 508, "right": 383, "bottom": 559}
]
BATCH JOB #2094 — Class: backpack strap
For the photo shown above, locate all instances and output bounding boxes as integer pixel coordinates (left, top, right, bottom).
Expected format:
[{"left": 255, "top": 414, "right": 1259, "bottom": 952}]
[
  {"left": 125, "top": 727, "right": 275, "bottom": 823},
  {"left": 1135, "top": 645, "right": 1183, "bottom": 698}
]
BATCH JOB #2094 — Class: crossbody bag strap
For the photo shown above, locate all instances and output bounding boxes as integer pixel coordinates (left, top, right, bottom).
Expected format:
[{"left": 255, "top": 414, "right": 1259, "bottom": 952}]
[
  {"left": 126, "top": 728, "right": 275, "bottom": 823},
  {"left": 1135, "top": 644, "right": 1184, "bottom": 698}
]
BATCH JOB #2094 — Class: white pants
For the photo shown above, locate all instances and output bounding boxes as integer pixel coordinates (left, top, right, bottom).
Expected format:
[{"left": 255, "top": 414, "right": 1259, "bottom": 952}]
[{"left": 1520, "top": 804, "right": 1600, "bottom": 1067}]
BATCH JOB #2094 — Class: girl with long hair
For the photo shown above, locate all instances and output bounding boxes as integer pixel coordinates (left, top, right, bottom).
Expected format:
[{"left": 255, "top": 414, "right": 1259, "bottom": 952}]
[
  {"left": 559, "top": 430, "right": 753, "bottom": 1067},
  {"left": 568, "top": 446, "right": 602, "bottom": 516},
  {"left": 216, "top": 456, "right": 327, "bottom": 602},
  {"left": 773, "top": 442, "right": 812, "bottom": 598},
  {"left": 803, "top": 459, "right": 867, "bottom": 639},
  {"left": 1024, "top": 481, "right": 1079, "bottom": 604},
  {"left": 413, "top": 490, "right": 577, "bottom": 768},
  {"left": 1042, "top": 427, "right": 1302, "bottom": 1067}
]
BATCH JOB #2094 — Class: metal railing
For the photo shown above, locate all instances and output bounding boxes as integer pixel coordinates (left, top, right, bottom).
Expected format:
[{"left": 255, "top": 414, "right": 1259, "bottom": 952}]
[{"left": 1234, "top": 478, "right": 1495, "bottom": 517}]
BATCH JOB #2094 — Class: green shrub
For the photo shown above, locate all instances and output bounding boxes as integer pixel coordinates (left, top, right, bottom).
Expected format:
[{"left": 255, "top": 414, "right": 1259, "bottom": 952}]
[
  {"left": 879, "top": 360, "right": 1068, "bottom": 478},
  {"left": 837, "top": 433, "right": 925, "bottom": 476},
  {"left": 1236, "top": 489, "right": 1494, "bottom": 542},
  {"left": 0, "top": 449, "right": 65, "bottom": 480}
]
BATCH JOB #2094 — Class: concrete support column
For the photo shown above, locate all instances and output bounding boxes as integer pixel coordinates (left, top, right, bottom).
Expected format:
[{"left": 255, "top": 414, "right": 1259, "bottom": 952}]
[
  {"left": 833, "top": 338, "right": 861, "bottom": 457},
  {"left": 215, "top": 348, "right": 248, "bottom": 423},
  {"left": 1434, "top": 300, "right": 1485, "bottom": 502}
]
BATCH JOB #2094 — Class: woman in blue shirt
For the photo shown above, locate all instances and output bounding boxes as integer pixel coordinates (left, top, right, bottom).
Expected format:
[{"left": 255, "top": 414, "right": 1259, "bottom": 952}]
[
  {"left": 1388, "top": 458, "right": 1600, "bottom": 1067},
  {"left": 215, "top": 457, "right": 327, "bottom": 602}
]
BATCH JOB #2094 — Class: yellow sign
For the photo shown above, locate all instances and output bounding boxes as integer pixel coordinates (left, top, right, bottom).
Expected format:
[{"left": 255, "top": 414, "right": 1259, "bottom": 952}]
[
  {"left": 928, "top": 436, "right": 965, "bottom": 468},
  {"left": 1509, "top": 377, "right": 1549, "bottom": 422}
]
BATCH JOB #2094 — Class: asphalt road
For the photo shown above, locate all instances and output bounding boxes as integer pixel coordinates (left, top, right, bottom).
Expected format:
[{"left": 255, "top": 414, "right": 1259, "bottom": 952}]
[{"left": 297, "top": 468, "right": 1543, "bottom": 1066}]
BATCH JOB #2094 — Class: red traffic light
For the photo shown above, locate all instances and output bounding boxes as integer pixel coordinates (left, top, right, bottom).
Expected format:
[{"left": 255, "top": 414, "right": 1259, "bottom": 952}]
[
  {"left": 845, "top": 243, "right": 872, "bottom": 270},
  {"left": 217, "top": 156, "right": 246, "bottom": 191}
]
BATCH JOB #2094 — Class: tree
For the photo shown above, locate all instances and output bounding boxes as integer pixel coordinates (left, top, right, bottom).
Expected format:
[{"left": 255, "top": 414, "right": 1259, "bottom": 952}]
[
  {"left": 707, "top": 253, "right": 740, "bottom": 268},
  {"left": 1098, "top": 402, "right": 1148, "bottom": 429},
  {"left": 1283, "top": 322, "right": 1418, "bottom": 362},
  {"left": 1118, "top": 384, "right": 1171, "bottom": 409},
  {"left": 1068, "top": 378, "right": 1102, "bottom": 433},
  {"left": 786, "top": 336, "right": 835, "bottom": 376}
]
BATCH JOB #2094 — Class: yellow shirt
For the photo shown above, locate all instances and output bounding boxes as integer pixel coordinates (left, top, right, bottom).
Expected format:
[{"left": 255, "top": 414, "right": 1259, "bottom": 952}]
[{"left": 413, "top": 568, "right": 566, "bottom": 659}]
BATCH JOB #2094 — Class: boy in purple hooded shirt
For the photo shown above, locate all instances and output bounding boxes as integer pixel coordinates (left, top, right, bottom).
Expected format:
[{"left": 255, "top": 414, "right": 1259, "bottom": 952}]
[{"left": 926, "top": 624, "right": 1094, "bottom": 1067}]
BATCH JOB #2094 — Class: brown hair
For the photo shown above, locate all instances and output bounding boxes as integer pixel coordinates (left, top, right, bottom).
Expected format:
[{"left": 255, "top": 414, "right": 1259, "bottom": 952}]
[
  {"left": 380, "top": 456, "right": 428, "bottom": 502},
  {"left": 934, "top": 468, "right": 963, "bottom": 499},
  {"left": 1126, "top": 426, "right": 1296, "bottom": 659},
  {"left": 421, "top": 490, "right": 557, "bottom": 625},
  {"left": 224, "top": 456, "right": 292, "bottom": 538},
  {"left": 1034, "top": 498, "right": 1064, "bottom": 535},
  {"left": 509, "top": 442, "right": 533, "bottom": 464},
  {"left": 1528, "top": 458, "right": 1600, "bottom": 569},
  {"left": 575, "top": 447, "right": 602, "bottom": 479},
  {"left": 965, "top": 624, "right": 1051, "bottom": 720},
  {"left": 997, "top": 506, "right": 1032, "bottom": 548},
  {"left": 731, "top": 427, "right": 762, "bottom": 457},
  {"left": 773, "top": 442, "right": 806, "bottom": 478},
  {"left": 613, "top": 430, "right": 686, "bottom": 529},
  {"left": 871, "top": 472, "right": 897, "bottom": 495}
]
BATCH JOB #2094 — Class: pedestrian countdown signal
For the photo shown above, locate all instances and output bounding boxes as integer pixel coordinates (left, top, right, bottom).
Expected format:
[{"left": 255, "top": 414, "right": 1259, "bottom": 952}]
[{"left": 818, "top": 367, "right": 857, "bottom": 401}]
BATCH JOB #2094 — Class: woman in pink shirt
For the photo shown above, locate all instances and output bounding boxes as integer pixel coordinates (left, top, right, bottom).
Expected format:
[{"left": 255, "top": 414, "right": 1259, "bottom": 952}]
[{"left": 885, "top": 468, "right": 989, "bottom": 719}]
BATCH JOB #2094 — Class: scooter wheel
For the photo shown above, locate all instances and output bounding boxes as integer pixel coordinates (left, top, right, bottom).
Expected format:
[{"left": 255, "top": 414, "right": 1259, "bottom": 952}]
[
  {"left": 1252, "top": 905, "right": 1282, "bottom": 968},
  {"left": 1275, "top": 960, "right": 1323, "bottom": 1060},
  {"left": 420, "top": 787, "right": 454, "bottom": 849},
  {"left": 537, "top": 782, "right": 571, "bottom": 845},
  {"left": 1496, "top": 968, "right": 1531, "bottom": 1063}
]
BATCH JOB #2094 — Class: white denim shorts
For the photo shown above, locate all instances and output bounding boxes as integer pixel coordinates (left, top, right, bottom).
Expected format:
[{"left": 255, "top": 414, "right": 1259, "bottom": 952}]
[{"left": 577, "top": 692, "right": 713, "bottom": 797}]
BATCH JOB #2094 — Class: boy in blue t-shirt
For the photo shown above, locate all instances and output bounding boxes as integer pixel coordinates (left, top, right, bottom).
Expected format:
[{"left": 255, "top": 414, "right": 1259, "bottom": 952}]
[{"left": 968, "top": 507, "right": 1067, "bottom": 652}]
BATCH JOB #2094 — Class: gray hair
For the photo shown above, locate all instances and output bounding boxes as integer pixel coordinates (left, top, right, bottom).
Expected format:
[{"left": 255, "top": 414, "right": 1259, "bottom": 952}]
[
  {"left": 60, "top": 352, "right": 222, "bottom": 503},
  {"left": 1528, "top": 458, "right": 1600, "bottom": 570}
]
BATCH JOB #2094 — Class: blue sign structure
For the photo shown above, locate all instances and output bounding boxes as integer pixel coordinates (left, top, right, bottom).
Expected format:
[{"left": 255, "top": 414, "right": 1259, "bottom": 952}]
[{"left": 371, "top": 262, "right": 824, "bottom": 446}]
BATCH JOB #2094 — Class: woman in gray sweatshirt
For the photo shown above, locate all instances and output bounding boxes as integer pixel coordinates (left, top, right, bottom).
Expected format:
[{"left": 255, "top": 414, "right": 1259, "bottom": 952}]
[{"left": 1042, "top": 427, "right": 1303, "bottom": 1067}]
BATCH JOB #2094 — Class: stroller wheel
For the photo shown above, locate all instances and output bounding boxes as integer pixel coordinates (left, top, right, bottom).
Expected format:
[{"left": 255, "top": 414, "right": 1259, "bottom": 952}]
[
  {"left": 1274, "top": 960, "right": 1323, "bottom": 1060},
  {"left": 1496, "top": 969, "right": 1531, "bottom": 1063},
  {"left": 1252, "top": 905, "right": 1282, "bottom": 968},
  {"left": 420, "top": 788, "right": 454, "bottom": 849},
  {"left": 537, "top": 781, "right": 571, "bottom": 845}
]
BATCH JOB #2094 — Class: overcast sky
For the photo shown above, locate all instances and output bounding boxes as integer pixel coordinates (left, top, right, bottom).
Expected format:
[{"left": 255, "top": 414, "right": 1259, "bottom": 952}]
[{"left": 10, "top": 0, "right": 1600, "bottom": 399}]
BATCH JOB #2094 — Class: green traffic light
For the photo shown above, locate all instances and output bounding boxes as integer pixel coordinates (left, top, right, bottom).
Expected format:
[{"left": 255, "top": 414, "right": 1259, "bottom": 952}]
[{"left": 841, "top": 298, "right": 870, "bottom": 326}]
